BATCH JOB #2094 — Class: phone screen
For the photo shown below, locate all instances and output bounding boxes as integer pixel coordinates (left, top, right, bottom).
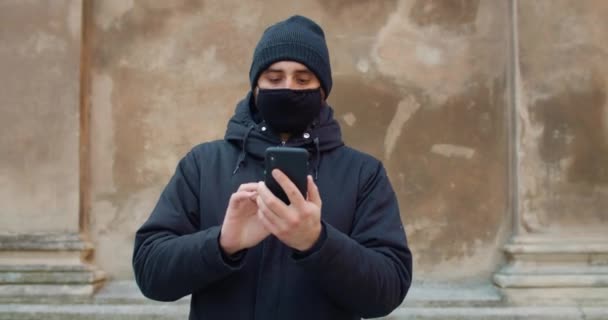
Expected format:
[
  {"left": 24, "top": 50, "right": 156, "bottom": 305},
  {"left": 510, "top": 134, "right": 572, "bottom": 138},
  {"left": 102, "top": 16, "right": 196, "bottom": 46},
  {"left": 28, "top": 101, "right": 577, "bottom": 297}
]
[{"left": 264, "top": 147, "right": 309, "bottom": 205}]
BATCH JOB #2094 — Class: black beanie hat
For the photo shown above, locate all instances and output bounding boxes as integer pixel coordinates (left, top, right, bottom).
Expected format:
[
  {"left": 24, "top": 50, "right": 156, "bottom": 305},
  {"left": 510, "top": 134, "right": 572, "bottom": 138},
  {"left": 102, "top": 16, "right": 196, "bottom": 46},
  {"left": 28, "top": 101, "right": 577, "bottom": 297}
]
[{"left": 249, "top": 15, "right": 332, "bottom": 97}]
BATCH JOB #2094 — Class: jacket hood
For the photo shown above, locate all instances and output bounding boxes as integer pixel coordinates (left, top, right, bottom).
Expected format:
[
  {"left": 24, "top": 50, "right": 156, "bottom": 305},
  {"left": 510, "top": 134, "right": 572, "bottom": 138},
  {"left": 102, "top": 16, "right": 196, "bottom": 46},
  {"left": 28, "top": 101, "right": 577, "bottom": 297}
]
[{"left": 224, "top": 92, "right": 344, "bottom": 176}]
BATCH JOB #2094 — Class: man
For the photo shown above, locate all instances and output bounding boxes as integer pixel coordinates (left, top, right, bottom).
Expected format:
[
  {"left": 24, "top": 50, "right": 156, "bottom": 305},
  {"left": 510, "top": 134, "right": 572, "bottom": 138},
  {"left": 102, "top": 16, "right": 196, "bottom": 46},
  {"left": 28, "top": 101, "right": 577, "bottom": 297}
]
[{"left": 133, "top": 15, "right": 412, "bottom": 320}]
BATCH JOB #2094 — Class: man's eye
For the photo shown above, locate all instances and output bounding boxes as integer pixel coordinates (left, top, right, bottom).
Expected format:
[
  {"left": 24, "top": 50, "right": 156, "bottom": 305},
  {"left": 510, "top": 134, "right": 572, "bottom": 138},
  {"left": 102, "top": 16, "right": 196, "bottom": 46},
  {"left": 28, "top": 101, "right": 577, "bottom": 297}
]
[
  {"left": 268, "top": 78, "right": 281, "bottom": 83},
  {"left": 297, "top": 78, "right": 310, "bottom": 84}
]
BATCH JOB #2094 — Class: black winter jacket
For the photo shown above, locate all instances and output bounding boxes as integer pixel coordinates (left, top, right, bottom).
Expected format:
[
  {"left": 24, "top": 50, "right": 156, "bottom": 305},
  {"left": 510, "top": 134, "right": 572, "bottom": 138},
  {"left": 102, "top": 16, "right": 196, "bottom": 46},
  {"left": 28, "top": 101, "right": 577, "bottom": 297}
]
[{"left": 133, "top": 93, "right": 412, "bottom": 320}]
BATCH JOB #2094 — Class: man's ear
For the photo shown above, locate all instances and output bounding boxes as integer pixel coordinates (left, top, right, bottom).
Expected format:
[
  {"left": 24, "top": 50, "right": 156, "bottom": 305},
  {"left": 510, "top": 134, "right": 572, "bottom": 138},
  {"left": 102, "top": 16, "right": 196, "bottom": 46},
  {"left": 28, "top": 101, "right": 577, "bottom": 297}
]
[{"left": 253, "top": 86, "right": 259, "bottom": 108}]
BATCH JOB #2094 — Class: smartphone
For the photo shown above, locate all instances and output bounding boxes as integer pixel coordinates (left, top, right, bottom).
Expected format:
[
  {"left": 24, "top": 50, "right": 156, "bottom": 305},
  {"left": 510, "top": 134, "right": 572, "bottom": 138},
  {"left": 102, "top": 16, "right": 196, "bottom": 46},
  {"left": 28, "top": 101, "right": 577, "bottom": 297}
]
[{"left": 264, "top": 147, "right": 309, "bottom": 205}]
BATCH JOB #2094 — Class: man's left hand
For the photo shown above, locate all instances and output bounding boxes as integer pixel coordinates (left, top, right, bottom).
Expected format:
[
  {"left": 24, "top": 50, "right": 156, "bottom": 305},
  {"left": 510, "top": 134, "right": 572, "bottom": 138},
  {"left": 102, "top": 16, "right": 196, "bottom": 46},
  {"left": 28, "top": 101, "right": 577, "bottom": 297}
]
[{"left": 257, "top": 169, "right": 322, "bottom": 251}]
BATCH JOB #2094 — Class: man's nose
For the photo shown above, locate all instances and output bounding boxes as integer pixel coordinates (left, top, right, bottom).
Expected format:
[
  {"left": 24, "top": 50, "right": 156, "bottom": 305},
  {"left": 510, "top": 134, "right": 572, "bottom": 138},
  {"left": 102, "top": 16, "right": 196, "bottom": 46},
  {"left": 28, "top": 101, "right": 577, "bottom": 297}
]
[{"left": 284, "top": 77, "right": 297, "bottom": 89}]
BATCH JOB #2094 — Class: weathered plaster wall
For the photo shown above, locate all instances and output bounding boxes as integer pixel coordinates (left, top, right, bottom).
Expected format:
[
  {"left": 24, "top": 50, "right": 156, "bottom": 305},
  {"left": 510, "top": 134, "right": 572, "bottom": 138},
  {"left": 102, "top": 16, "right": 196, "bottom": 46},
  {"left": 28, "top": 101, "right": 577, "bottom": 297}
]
[
  {"left": 89, "top": 0, "right": 258, "bottom": 279},
  {"left": 517, "top": 0, "right": 608, "bottom": 234},
  {"left": 88, "top": 0, "right": 510, "bottom": 281},
  {"left": 335, "top": 0, "right": 511, "bottom": 279},
  {"left": 3, "top": 0, "right": 606, "bottom": 288},
  {"left": 0, "top": 0, "right": 82, "bottom": 232}
]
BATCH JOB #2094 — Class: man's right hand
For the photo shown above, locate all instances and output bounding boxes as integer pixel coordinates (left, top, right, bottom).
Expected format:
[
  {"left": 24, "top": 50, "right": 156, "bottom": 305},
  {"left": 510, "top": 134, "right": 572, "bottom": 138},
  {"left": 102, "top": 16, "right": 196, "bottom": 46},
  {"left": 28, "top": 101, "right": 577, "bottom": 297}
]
[{"left": 219, "top": 183, "right": 270, "bottom": 255}]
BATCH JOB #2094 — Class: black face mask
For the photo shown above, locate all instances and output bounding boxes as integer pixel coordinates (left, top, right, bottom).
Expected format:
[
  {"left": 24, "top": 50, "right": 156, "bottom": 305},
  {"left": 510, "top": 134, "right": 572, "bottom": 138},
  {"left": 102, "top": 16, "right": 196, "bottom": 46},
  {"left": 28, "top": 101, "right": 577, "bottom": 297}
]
[{"left": 256, "top": 88, "right": 323, "bottom": 135}]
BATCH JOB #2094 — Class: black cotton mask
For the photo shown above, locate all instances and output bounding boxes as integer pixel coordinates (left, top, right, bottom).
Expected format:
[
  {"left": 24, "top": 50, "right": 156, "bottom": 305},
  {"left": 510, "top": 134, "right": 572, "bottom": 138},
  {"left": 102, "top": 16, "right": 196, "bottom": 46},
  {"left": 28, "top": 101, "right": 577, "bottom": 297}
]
[{"left": 256, "top": 88, "right": 323, "bottom": 135}]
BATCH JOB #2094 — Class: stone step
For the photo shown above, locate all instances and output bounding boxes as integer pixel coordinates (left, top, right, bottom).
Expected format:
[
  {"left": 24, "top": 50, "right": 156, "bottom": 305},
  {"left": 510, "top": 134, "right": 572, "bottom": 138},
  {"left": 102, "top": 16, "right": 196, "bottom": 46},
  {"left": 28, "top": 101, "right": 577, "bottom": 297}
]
[
  {"left": 0, "top": 304, "right": 187, "bottom": 320},
  {"left": 1, "top": 281, "right": 607, "bottom": 319},
  {"left": 0, "top": 270, "right": 103, "bottom": 284},
  {"left": 93, "top": 281, "right": 189, "bottom": 305},
  {"left": 90, "top": 281, "right": 503, "bottom": 307},
  {"left": 0, "top": 233, "right": 90, "bottom": 251},
  {"left": 0, "top": 304, "right": 606, "bottom": 320},
  {"left": 0, "top": 232, "right": 106, "bottom": 302},
  {"left": 495, "top": 235, "right": 608, "bottom": 292},
  {"left": 402, "top": 282, "right": 503, "bottom": 307}
]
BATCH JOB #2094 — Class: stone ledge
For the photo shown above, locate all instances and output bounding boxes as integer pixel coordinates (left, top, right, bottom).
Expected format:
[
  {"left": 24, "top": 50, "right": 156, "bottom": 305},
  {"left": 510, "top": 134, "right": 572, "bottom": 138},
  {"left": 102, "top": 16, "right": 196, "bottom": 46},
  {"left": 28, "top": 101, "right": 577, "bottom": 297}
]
[
  {"left": 0, "top": 269, "right": 105, "bottom": 284},
  {"left": 0, "top": 265, "right": 92, "bottom": 272},
  {"left": 384, "top": 306, "right": 608, "bottom": 320},
  {"left": 93, "top": 281, "right": 190, "bottom": 305},
  {"left": 1, "top": 281, "right": 607, "bottom": 319},
  {"left": 0, "top": 283, "right": 105, "bottom": 303},
  {"left": 0, "top": 232, "right": 106, "bottom": 301},
  {"left": 92, "top": 281, "right": 503, "bottom": 307},
  {"left": 0, "top": 304, "right": 606, "bottom": 320},
  {"left": 494, "top": 273, "right": 608, "bottom": 288},
  {"left": 500, "top": 288, "right": 608, "bottom": 306},
  {"left": 495, "top": 234, "right": 608, "bottom": 293},
  {"left": 402, "top": 282, "right": 502, "bottom": 307},
  {"left": 0, "top": 304, "right": 188, "bottom": 320},
  {"left": 0, "top": 233, "right": 91, "bottom": 251}
]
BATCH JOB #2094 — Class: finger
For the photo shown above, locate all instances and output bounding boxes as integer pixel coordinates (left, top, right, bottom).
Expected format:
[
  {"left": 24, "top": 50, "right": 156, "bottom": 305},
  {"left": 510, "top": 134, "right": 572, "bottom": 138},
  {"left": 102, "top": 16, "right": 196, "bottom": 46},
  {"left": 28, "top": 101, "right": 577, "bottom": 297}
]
[
  {"left": 256, "top": 189, "right": 288, "bottom": 231},
  {"left": 237, "top": 182, "right": 259, "bottom": 192},
  {"left": 231, "top": 190, "right": 257, "bottom": 203},
  {"left": 249, "top": 192, "right": 258, "bottom": 201},
  {"left": 306, "top": 175, "right": 322, "bottom": 206},
  {"left": 257, "top": 208, "right": 280, "bottom": 236},
  {"left": 272, "top": 169, "right": 306, "bottom": 208},
  {"left": 257, "top": 181, "right": 289, "bottom": 214}
]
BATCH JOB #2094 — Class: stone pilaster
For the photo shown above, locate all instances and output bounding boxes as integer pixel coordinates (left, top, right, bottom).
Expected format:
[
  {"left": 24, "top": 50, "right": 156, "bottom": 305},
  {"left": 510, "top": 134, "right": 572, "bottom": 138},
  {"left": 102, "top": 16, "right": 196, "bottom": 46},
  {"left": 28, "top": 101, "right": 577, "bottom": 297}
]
[
  {"left": 0, "top": 0, "right": 105, "bottom": 301},
  {"left": 493, "top": 0, "right": 608, "bottom": 304}
]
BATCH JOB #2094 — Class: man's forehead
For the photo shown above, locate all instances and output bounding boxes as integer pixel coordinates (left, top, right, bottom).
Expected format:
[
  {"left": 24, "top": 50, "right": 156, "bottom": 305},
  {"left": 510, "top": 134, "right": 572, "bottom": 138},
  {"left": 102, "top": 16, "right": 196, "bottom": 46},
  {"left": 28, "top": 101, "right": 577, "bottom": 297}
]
[{"left": 264, "top": 61, "right": 311, "bottom": 73}]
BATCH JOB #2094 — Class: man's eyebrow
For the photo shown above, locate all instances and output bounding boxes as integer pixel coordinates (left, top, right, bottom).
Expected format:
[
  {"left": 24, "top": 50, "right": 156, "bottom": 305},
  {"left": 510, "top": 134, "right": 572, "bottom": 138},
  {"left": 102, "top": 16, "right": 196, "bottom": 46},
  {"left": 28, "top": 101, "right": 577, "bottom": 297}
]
[
  {"left": 263, "top": 68, "right": 284, "bottom": 73},
  {"left": 294, "top": 69, "right": 313, "bottom": 75},
  {"left": 262, "top": 68, "right": 312, "bottom": 74}
]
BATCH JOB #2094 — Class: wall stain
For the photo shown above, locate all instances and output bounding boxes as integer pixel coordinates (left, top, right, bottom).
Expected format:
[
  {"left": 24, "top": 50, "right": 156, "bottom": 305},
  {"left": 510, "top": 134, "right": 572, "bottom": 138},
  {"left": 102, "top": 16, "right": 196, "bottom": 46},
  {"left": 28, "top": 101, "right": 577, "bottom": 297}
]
[
  {"left": 386, "top": 76, "right": 507, "bottom": 268},
  {"left": 329, "top": 74, "right": 405, "bottom": 160},
  {"left": 409, "top": 0, "right": 479, "bottom": 33},
  {"left": 532, "top": 74, "right": 608, "bottom": 184},
  {"left": 316, "top": 0, "right": 399, "bottom": 36},
  {"left": 92, "top": 0, "right": 204, "bottom": 67},
  {"left": 90, "top": 0, "right": 215, "bottom": 210},
  {"left": 331, "top": 72, "right": 508, "bottom": 272}
]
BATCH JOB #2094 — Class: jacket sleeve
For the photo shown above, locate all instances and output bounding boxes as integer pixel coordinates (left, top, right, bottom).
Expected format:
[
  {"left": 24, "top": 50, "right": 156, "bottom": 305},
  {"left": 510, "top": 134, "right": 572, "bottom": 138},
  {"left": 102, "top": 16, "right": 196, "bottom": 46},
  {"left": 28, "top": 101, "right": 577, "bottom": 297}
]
[
  {"left": 293, "top": 161, "right": 413, "bottom": 318},
  {"left": 132, "top": 150, "right": 242, "bottom": 302}
]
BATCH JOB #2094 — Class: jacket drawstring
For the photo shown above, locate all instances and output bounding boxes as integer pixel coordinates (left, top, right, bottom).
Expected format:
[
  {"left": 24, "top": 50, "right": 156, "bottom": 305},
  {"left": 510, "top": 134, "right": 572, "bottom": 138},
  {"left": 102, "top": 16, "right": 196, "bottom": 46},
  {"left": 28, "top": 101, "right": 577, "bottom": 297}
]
[
  {"left": 313, "top": 137, "right": 321, "bottom": 180},
  {"left": 232, "top": 125, "right": 254, "bottom": 175}
]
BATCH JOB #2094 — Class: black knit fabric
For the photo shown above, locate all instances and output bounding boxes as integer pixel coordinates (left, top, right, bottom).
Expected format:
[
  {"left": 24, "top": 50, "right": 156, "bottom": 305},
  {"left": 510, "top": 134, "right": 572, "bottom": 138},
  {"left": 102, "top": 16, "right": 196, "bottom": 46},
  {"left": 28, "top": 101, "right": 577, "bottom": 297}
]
[{"left": 249, "top": 15, "right": 332, "bottom": 97}]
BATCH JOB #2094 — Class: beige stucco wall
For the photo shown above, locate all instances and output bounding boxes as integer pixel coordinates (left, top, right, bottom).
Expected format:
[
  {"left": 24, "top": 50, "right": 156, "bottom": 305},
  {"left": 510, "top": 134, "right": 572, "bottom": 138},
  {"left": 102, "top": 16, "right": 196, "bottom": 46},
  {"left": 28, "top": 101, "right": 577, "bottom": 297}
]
[
  {"left": 517, "top": 0, "right": 608, "bottom": 235},
  {"left": 87, "top": 0, "right": 511, "bottom": 281},
  {"left": 1, "top": 0, "right": 606, "bottom": 287},
  {"left": 0, "top": 0, "right": 82, "bottom": 233}
]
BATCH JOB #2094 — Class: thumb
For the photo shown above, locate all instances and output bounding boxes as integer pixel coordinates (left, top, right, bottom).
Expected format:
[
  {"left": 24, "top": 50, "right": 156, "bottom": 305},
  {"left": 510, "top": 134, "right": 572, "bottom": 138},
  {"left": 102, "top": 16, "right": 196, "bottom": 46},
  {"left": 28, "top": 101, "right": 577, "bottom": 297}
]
[{"left": 306, "top": 175, "right": 322, "bottom": 206}]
